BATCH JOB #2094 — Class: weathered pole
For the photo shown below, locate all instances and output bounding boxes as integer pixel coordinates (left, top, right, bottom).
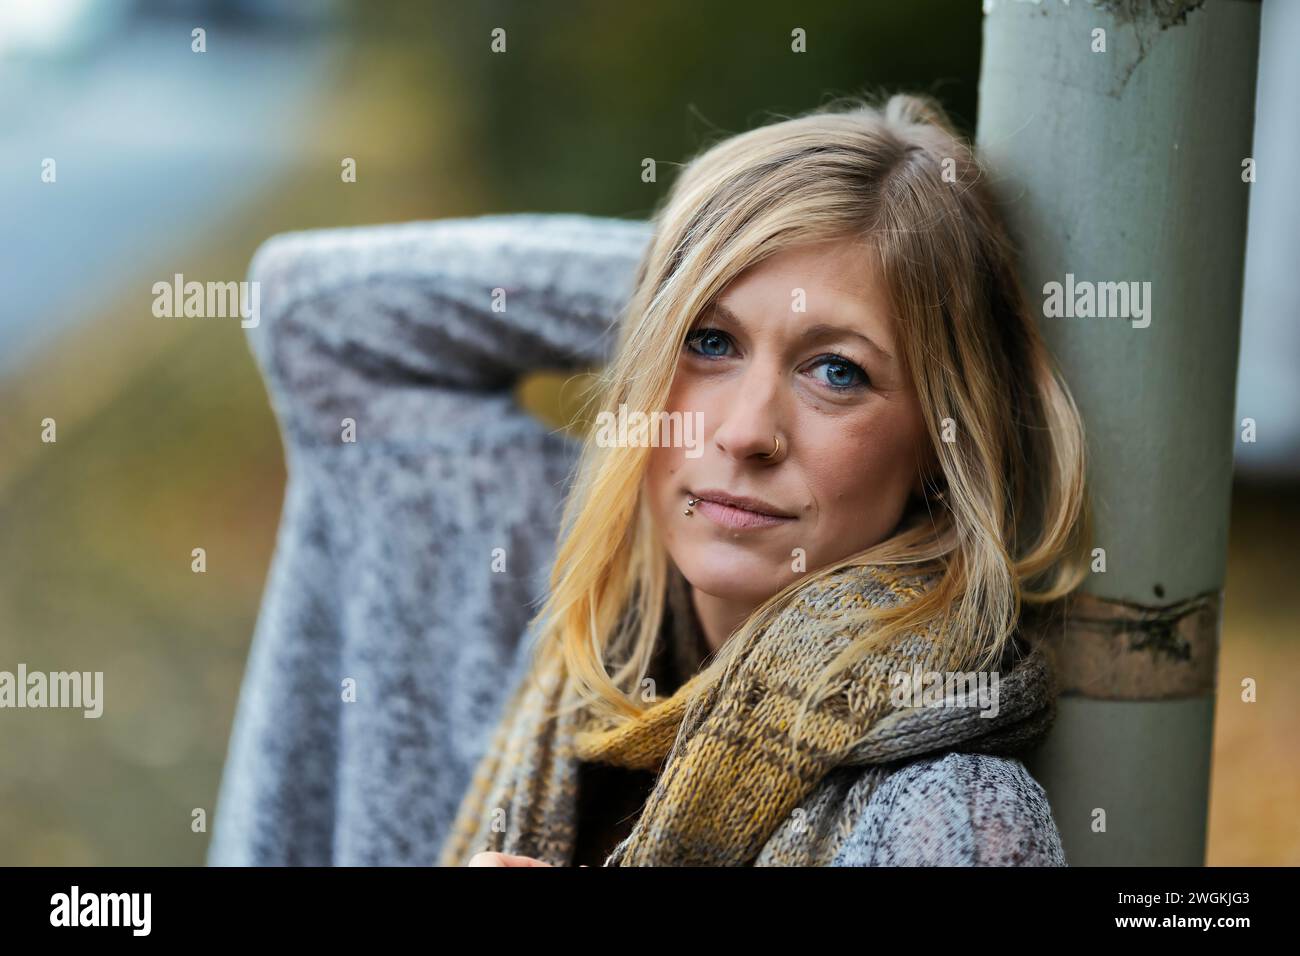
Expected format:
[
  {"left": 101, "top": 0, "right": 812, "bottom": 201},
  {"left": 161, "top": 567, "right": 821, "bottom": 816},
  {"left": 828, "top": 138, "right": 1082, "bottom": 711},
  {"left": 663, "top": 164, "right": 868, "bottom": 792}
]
[{"left": 975, "top": 0, "right": 1261, "bottom": 865}]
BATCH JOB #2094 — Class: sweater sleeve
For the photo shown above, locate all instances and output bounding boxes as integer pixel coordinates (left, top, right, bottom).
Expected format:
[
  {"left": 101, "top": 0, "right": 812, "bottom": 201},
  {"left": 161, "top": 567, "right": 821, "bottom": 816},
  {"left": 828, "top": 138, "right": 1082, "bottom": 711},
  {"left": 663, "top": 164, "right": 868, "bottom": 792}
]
[
  {"left": 244, "top": 212, "right": 654, "bottom": 447},
  {"left": 207, "top": 213, "right": 653, "bottom": 866},
  {"left": 831, "top": 753, "right": 1068, "bottom": 866}
]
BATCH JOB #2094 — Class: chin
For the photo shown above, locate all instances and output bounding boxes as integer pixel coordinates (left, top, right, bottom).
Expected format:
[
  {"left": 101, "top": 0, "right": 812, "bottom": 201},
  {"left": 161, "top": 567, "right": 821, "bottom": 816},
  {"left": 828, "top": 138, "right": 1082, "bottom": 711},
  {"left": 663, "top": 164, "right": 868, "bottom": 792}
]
[{"left": 672, "top": 541, "right": 795, "bottom": 606}]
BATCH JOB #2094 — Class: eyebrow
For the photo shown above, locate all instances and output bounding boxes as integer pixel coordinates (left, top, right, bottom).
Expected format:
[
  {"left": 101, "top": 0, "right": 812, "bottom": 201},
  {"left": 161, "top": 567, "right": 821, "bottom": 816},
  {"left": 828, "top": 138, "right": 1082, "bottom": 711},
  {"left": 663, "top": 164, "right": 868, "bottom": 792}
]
[{"left": 709, "top": 301, "right": 894, "bottom": 361}]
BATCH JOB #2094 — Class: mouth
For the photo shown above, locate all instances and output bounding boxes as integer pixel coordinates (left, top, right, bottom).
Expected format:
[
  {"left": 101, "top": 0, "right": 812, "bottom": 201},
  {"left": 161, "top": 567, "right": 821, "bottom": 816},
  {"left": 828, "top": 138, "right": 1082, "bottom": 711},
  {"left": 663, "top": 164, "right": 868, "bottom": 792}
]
[{"left": 688, "top": 488, "right": 797, "bottom": 531}]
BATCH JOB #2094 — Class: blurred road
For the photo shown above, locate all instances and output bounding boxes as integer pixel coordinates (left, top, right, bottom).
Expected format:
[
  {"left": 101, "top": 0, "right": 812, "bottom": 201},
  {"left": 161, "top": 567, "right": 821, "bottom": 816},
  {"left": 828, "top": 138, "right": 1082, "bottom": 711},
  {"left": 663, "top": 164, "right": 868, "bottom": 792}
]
[{"left": 0, "top": 17, "right": 338, "bottom": 375}]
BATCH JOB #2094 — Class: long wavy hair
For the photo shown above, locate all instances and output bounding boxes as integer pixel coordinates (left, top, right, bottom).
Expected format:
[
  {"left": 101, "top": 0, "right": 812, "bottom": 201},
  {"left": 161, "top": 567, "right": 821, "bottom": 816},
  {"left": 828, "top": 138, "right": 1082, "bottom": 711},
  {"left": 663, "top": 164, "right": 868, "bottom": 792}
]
[{"left": 517, "top": 91, "right": 1092, "bottom": 737}]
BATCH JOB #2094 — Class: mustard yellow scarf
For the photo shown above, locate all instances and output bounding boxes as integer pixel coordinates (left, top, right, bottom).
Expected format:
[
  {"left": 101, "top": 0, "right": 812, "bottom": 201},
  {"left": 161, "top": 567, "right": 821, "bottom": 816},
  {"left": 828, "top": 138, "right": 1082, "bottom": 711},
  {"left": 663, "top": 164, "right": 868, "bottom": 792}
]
[{"left": 438, "top": 562, "right": 1049, "bottom": 866}]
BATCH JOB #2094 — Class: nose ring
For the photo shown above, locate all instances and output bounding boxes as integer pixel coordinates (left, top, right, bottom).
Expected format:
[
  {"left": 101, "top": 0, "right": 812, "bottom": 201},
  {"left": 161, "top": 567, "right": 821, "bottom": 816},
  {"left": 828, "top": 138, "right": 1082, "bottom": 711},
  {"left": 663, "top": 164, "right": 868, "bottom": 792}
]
[{"left": 759, "top": 435, "right": 781, "bottom": 460}]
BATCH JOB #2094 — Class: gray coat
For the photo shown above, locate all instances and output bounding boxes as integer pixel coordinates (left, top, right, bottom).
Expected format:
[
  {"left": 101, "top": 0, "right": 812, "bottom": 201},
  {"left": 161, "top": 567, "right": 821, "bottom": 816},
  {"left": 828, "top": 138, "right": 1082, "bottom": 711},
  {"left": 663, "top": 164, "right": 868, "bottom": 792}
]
[{"left": 206, "top": 212, "right": 1067, "bottom": 866}]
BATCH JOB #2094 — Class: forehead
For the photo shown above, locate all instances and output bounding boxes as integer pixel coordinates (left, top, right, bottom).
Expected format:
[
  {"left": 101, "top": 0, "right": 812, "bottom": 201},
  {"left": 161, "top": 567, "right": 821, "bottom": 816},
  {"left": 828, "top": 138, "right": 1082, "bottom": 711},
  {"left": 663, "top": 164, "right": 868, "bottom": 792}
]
[{"left": 713, "top": 237, "right": 895, "bottom": 349}]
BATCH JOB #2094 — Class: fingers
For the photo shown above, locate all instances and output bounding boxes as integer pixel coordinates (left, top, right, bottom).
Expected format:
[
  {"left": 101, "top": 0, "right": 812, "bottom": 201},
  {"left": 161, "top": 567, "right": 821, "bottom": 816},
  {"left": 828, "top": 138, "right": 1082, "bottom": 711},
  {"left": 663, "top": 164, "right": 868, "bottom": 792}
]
[{"left": 467, "top": 851, "right": 554, "bottom": 867}]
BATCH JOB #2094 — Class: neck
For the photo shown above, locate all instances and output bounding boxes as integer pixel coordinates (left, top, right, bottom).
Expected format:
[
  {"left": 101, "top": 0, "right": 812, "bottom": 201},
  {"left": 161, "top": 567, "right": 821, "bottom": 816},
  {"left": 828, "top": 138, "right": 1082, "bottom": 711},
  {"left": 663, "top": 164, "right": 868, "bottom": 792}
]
[{"left": 689, "top": 586, "right": 756, "bottom": 655}]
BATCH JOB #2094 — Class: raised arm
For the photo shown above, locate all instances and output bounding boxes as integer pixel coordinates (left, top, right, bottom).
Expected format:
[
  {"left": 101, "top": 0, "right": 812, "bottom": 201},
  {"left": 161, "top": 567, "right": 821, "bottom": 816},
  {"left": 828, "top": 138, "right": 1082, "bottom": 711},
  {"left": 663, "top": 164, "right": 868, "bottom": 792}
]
[
  {"left": 209, "top": 213, "right": 652, "bottom": 866},
  {"left": 246, "top": 212, "right": 654, "bottom": 447}
]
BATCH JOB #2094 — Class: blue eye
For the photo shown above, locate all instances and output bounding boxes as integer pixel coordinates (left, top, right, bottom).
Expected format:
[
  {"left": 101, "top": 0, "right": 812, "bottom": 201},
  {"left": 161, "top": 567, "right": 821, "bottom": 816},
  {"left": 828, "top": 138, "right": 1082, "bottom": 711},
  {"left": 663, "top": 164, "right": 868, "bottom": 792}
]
[
  {"left": 808, "top": 355, "right": 869, "bottom": 391},
  {"left": 684, "top": 327, "right": 733, "bottom": 358},
  {"left": 684, "top": 329, "right": 870, "bottom": 393}
]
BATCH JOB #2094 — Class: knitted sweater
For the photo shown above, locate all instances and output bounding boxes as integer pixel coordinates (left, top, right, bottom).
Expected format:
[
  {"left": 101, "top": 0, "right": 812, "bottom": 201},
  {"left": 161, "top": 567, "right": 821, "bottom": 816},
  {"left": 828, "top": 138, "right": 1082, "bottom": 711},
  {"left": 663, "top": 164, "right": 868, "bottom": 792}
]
[{"left": 207, "top": 212, "right": 1068, "bottom": 867}]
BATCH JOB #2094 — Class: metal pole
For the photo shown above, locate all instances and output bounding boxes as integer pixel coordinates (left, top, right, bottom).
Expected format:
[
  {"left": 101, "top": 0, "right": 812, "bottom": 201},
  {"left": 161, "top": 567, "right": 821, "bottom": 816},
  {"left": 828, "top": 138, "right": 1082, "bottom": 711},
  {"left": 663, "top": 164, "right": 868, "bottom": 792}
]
[{"left": 975, "top": 0, "right": 1261, "bottom": 865}]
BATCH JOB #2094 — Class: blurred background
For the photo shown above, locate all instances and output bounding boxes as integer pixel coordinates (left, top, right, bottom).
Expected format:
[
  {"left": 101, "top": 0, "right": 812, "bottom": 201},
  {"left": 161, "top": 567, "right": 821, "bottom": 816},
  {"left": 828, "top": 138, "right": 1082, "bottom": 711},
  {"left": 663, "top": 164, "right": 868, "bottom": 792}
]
[{"left": 0, "top": 0, "right": 1295, "bottom": 865}]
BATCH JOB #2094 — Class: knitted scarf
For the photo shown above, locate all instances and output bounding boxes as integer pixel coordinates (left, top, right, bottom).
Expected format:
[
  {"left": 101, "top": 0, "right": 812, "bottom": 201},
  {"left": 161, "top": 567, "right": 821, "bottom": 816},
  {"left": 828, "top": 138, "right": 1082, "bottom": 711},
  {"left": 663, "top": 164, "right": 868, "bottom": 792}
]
[{"left": 438, "top": 562, "right": 1057, "bottom": 867}]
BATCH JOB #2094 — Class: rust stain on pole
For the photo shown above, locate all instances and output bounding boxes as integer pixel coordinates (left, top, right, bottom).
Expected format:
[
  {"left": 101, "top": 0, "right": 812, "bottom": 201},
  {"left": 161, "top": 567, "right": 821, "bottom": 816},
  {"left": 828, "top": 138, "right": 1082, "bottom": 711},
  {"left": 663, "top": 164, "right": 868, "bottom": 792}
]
[
  {"left": 1091, "top": 0, "right": 1209, "bottom": 31},
  {"left": 1032, "top": 591, "right": 1219, "bottom": 700}
]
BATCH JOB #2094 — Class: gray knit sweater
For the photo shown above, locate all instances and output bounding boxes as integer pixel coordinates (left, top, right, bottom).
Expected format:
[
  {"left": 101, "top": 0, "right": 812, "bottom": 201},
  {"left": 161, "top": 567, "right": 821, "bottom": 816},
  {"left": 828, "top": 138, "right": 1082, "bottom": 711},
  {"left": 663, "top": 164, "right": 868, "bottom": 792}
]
[{"left": 207, "top": 212, "right": 1067, "bottom": 867}]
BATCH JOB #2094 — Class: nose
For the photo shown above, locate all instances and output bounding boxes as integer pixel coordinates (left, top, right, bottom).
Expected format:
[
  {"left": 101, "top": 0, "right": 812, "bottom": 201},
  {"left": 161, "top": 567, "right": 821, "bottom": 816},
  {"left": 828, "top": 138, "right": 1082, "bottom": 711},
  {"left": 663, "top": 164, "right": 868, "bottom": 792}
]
[{"left": 711, "top": 360, "right": 786, "bottom": 463}]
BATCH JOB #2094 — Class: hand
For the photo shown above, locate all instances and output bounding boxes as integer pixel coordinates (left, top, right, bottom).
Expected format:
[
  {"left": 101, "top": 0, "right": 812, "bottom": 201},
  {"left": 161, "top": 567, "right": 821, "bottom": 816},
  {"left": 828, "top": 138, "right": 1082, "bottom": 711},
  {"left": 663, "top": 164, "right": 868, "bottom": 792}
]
[
  {"left": 466, "top": 852, "right": 590, "bottom": 867},
  {"left": 467, "top": 852, "right": 554, "bottom": 867}
]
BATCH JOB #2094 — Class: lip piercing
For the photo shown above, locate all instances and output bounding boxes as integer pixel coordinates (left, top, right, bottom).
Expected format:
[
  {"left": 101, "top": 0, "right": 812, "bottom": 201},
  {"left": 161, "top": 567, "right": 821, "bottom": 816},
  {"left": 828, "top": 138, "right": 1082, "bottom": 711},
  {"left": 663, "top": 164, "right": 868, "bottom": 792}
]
[
  {"left": 684, "top": 496, "right": 700, "bottom": 516},
  {"left": 759, "top": 435, "right": 781, "bottom": 460}
]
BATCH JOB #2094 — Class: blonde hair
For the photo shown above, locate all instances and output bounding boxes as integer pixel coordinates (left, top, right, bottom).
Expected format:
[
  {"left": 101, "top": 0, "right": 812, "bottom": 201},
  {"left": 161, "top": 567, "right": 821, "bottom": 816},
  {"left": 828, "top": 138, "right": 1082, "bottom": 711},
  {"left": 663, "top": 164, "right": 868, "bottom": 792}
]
[{"left": 519, "top": 91, "right": 1092, "bottom": 740}]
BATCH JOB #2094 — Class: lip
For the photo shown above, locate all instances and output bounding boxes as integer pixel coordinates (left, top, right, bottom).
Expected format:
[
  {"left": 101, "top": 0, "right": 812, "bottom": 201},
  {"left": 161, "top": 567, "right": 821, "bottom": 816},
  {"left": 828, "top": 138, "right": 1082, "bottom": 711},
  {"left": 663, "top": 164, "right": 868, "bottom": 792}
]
[{"left": 689, "top": 488, "right": 797, "bottom": 530}]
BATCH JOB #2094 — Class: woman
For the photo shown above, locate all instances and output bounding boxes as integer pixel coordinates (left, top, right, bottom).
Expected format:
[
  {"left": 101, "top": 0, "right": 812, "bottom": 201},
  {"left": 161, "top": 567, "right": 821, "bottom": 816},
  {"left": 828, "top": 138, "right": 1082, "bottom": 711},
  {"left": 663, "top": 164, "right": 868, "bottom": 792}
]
[
  {"left": 437, "top": 92, "right": 1092, "bottom": 867},
  {"left": 209, "top": 93, "right": 1089, "bottom": 868}
]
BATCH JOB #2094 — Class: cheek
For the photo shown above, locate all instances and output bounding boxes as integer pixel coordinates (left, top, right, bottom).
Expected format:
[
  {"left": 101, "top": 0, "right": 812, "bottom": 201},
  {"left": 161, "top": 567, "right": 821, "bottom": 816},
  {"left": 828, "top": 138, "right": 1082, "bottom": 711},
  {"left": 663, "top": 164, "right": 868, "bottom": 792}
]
[
  {"left": 645, "top": 444, "right": 680, "bottom": 507},
  {"left": 646, "top": 375, "right": 698, "bottom": 486},
  {"left": 643, "top": 373, "right": 712, "bottom": 540},
  {"left": 645, "top": 421, "right": 695, "bottom": 529},
  {"left": 801, "top": 408, "right": 924, "bottom": 514}
]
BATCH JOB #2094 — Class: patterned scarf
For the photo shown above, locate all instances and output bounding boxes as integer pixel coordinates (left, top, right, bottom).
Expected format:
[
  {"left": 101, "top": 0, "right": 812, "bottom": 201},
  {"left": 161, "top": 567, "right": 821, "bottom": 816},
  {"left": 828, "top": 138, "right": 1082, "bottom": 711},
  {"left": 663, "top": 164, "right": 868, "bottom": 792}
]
[{"left": 438, "top": 562, "right": 1057, "bottom": 866}]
